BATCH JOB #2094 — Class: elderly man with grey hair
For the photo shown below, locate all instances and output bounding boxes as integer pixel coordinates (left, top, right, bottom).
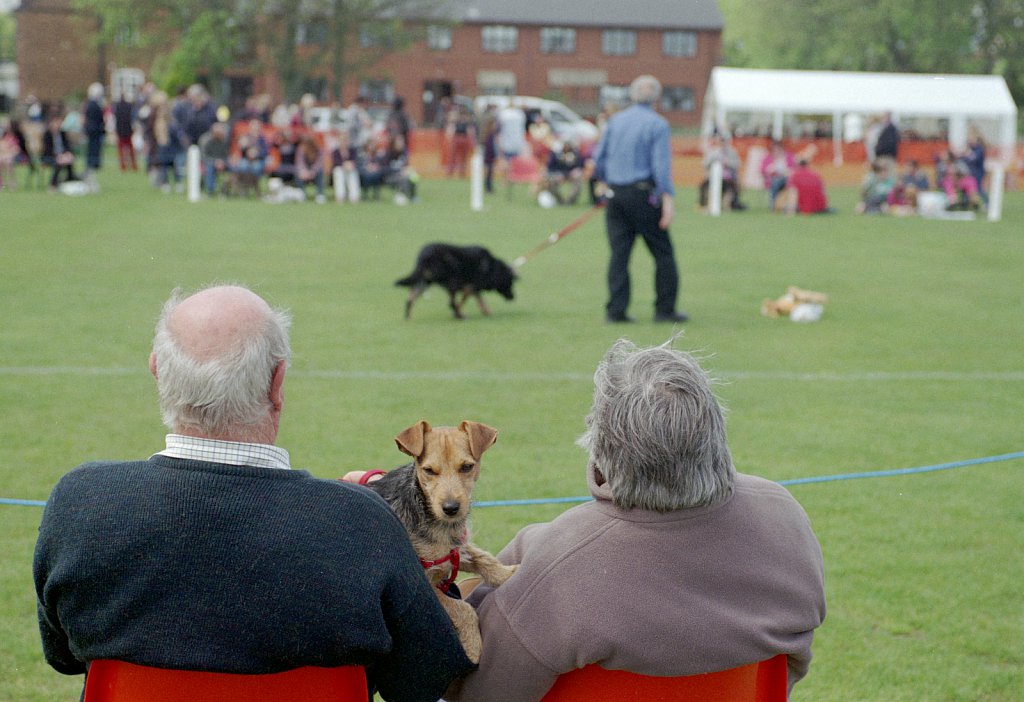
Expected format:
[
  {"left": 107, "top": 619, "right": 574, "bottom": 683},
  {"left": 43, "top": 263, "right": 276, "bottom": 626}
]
[
  {"left": 593, "top": 75, "right": 687, "bottom": 324},
  {"left": 34, "top": 284, "right": 473, "bottom": 702},
  {"left": 445, "top": 339, "right": 826, "bottom": 702}
]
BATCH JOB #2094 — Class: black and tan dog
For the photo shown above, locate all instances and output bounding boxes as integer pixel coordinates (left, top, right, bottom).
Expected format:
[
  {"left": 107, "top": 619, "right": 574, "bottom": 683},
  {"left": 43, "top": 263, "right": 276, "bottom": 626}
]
[
  {"left": 363, "top": 420, "right": 517, "bottom": 662},
  {"left": 395, "top": 243, "right": 517, "bottom": 320}
]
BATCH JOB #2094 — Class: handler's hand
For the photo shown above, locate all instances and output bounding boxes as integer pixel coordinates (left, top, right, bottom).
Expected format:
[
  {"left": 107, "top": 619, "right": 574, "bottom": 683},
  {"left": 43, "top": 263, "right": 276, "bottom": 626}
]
[
  {"left": 340, "top": 471, "right": 383, "bottom": 484},
  {"left": 659, "top": 194, "right": 675, "bottom": 230}
]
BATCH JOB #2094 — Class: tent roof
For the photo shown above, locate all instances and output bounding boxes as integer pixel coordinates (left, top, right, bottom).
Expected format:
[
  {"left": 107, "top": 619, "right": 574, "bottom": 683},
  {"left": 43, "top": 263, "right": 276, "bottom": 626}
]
[{"left": 706, "top": 67, "right": 1018, "bottom": 120}]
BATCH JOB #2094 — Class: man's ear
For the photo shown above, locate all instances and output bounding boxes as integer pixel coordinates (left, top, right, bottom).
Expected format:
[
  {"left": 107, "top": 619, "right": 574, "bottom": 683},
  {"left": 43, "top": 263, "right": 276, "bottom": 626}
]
[
  {"left": 269, "top": 360, "right": 286, "bottom": 411},
  {"left": 149, "top": 352, "right": 158, "bottom": 379}
]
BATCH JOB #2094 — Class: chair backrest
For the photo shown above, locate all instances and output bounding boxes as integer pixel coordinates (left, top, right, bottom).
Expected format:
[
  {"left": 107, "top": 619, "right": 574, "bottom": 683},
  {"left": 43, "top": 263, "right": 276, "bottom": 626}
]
[
  {"left": 541, "top": 654, "right": 787, "bottom": 702},
  {"left": 83, "top": 660, "right": 368, "bottom": 702}
]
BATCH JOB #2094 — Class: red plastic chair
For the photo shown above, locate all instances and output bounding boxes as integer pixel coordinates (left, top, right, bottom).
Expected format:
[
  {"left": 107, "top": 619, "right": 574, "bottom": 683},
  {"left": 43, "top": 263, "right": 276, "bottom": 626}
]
[
  {"left": 83, "top": 660, "right": 368, "bottom": 702},
  {"left": 541, "top": 654, "right": 787, "bottom": 702}
]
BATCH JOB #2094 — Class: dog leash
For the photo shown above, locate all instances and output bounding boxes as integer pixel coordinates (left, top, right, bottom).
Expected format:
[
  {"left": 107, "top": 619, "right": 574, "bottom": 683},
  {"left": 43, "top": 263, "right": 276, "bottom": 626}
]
[{"left": 511, "top": 203, "right": 604, "bottom": 270}]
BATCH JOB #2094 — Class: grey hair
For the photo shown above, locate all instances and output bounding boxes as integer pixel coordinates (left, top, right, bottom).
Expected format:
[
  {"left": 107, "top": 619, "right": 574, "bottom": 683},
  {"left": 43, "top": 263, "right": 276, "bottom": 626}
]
[
  {"left": 576, "top": 339, "right": 735, "bottom": 512},
  {"left": 629, "top": 75, "right": 662, "bottom": 106},
  {"left": 152, "top": 286, "right": 292, "bottom": 435}
]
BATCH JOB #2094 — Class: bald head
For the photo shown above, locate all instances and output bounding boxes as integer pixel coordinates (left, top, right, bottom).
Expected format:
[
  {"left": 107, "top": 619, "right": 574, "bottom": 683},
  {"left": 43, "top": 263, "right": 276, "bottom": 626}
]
[
  {"left": 151, "top": 285, "right": 292, "bottom": 442},
  {"left": 167, "top": 286, "right": 273, "bottom": 362}
]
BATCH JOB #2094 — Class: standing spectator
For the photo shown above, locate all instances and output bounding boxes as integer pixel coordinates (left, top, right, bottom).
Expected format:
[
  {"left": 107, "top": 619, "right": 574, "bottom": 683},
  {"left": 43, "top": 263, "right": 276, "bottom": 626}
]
[
  {"left": 480, "top": 106, "right": 499, "bottom": 193},
  {"left": 82, "top": 82, "right": 106, "bottom": 193},
  {"left": 497, "top": 102, "right": 527, "bottom": 162},
  {"left": 41, "top": 114, "right": 78, "bottom": 191},
  {"left": 150, "top": 91, "right": 184, "bottom": 193},
  {"left": 963, "top": 130, "right": 987, "bottom": 204},
  {"left": 444, "top": 339, "right": 826, "bottom": 702},
  {"left": 113, "top": 92, "right": 137, "bottom": 171},
  {"left": 444, "top": 106, "right": 476, "bottom": 179},
  {"left": 198, "top": 122, "right": 231, "bottom": 196},
  {"left": 346, "top": 95, "right": 373, "bottom": 153},
  {"left": 32, "top": 284, "right": 474, "bottom": 702},
  {"left": 593, "top": 75, "right": 687, "bottom": 324},
  {"left": 182, "top": 84, "right": 219, "bottom": 149},
  {"left": 874, "top": 112, "right": 900, "bottom": 168},
  {"left": 387, "top": 96, "right": 411, "bottom": 149},
  {"left": 0, "top": 118, "right": 19, "bottom": 190},
  {"left": 784, "top": 159, "right": 834, "bottom": 215}
]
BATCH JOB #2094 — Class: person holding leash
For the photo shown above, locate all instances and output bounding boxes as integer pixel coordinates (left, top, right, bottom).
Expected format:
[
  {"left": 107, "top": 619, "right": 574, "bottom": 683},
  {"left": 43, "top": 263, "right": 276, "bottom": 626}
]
[
  {"left": 33, "top": 284, "right": 472, "bottom": 702},
  {"left": 593, "top": 75, "right": 688, "bottom": 324}
]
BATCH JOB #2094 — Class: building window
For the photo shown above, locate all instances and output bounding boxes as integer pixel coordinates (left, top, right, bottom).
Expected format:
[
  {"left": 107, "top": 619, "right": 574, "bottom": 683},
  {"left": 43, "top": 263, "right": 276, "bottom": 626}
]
[
  {"left": 359, "top": 24, "right": 394, "bottom": 49},
  {"left": 602, "top": 30, "right": 636, "bottom": 56},
  {"left": 662, "top": 31, "right": 697, "bottom": 57},
  {"left": 540, "top": 27, "right": 576, "bottom": 54},
  {"left": 661, "top": 86, "right": 695, "bottom": 112},
  {"left": 482, "top": 25, "right": 518, "bottom": 53},
  {"left": 296, "top": 22, "right": 327, "bottom": 46},
  {"left": 359, "top": 80, "right": 394, "bottom": 105},
  {"left": 427, "top": 25, "right": 452, "bottom": 51}
]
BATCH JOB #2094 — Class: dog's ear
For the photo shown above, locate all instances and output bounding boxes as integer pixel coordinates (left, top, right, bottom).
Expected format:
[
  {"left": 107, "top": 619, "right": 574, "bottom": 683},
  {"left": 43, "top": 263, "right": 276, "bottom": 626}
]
[
  {"left": 460, "top": 421, "right": 498, "bottom": 460},
  {"left": 396, "top": 420, "right": 431, "bottom": 458}
]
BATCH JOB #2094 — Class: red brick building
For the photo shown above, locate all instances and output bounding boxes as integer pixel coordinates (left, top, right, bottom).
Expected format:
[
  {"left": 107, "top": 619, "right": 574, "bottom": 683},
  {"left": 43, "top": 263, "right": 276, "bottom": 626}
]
[{"left": 15, "top": 0, "right": 723, "bottom": 127}]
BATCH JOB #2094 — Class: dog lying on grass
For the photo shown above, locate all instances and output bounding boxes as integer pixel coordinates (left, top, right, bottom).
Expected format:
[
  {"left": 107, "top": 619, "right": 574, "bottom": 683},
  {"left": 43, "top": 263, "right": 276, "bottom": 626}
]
[
  {"left": 361, "top": 420, "right": 517, "bottom": 662},
  {"left": 395, "top": 243, "right": 517, "bottom": 319}
]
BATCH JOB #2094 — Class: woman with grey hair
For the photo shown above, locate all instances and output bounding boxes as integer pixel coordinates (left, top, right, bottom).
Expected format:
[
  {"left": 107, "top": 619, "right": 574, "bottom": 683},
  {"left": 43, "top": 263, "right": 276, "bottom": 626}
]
[{"left": 445, "top": 339, "right": 826, "bottom": 702}]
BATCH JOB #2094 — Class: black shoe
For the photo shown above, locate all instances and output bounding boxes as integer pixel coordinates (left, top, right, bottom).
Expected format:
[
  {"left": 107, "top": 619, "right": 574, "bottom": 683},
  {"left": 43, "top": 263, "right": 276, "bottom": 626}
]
[
  {"left": 653, "top": 311, "right": 689, "bottom": 323},
  {"left": 605, "top": 313, "right": 635, "bottom": 324}
]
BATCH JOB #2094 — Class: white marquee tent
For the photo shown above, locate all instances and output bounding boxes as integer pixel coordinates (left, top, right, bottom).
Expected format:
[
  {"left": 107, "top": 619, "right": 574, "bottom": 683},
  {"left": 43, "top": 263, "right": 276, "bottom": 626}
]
[
  {"left": 701, "top": 67, "right": 1019, "bottom": 220},
  {"left": 703, "top": 67, "right": 1018, "bottom": 159}
]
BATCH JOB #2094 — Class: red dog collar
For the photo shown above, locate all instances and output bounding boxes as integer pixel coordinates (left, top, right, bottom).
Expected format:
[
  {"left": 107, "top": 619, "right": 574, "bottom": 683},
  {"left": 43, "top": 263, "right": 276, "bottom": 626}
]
[
  {"left": 420, "top": 548, "right": 460, "bottom": 593},
  {"left": 357, "top": 470, "right": 387, "bottom": 485}
]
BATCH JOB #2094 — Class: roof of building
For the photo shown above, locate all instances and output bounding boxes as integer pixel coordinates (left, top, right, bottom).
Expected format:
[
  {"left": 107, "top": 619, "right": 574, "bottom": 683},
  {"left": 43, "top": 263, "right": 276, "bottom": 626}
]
[{"left": 442, "top": 0, "right": 724, "bottom": 30}]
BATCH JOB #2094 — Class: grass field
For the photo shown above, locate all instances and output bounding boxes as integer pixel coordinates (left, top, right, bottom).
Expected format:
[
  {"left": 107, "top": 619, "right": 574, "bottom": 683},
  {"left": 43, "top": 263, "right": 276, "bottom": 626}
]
[{"left": 2, "top": 165, "right": 1022, "bottom": 701}]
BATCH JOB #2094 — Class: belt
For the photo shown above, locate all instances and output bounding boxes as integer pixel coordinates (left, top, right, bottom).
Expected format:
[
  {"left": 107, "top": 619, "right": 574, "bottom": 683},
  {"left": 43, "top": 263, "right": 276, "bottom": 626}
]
[{"left": 611, "top": 179, "right": 655, "bottom": 191}]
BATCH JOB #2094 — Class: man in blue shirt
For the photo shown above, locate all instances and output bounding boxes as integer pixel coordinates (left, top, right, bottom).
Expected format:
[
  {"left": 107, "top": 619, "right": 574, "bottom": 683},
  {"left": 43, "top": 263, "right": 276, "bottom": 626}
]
[{"left": 593, "top": 75, "right": 687, "bottom": 324}]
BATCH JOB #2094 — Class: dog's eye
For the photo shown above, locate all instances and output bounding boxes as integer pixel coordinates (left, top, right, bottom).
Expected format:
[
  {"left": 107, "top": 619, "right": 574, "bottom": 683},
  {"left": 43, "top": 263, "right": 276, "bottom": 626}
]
[
  {"left": 460, "top": 463, "right": 475, "bottom": 473},
  {"left": 421, "top": 465, "right": 439, "bottom": 476}
]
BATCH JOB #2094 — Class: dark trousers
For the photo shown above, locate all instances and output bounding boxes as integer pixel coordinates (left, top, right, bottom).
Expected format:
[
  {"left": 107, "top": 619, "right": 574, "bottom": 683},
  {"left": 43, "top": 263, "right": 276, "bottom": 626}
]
[{"left": 605, "top": 184, "right": 679, "bottom": 317}]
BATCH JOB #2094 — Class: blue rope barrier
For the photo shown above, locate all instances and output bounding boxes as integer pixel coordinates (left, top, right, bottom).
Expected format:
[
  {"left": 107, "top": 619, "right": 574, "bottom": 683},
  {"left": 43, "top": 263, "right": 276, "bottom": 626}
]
[{"left": 4, "top": 451, "right": 1021, "bottom": 510}]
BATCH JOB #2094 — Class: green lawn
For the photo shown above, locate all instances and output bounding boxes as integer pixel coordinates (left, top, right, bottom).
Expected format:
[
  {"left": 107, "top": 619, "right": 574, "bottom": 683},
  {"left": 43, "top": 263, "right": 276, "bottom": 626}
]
[{"left": 1, "top": 166, "right": 1022, "bottom": 701}]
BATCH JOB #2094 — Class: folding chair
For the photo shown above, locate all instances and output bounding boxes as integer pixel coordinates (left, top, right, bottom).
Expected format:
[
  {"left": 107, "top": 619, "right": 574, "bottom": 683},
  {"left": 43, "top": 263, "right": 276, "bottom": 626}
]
[
  {"left": 541, "top": 654, "right": 787, "bottom": 702},
  {"left": 83, "top": 659, "right": 368, "bottom": 702}
]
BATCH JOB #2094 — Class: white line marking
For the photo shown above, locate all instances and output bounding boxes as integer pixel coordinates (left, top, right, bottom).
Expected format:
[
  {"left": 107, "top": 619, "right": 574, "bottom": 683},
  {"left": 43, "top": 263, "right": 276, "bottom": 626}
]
[{"left": 2, "top": 367, "right": 1024, "bottom": 382}]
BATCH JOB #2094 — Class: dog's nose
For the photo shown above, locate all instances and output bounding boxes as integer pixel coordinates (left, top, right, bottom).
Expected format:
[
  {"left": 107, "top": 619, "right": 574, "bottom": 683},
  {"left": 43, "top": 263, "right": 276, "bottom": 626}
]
[{"left": 442, "top": 500, "right": 461, "bottom": 516}]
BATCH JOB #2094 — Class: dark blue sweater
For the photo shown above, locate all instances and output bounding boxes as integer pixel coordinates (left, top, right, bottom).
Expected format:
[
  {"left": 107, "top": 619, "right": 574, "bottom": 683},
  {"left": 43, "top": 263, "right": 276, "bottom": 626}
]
[{"left": 34, "top": 456, "right": 473, "bottom": 702}]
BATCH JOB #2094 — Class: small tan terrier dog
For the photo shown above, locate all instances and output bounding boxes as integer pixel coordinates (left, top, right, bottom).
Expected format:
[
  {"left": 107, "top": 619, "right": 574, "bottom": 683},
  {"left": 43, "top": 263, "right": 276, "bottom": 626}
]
[{"left": 361, "top": 420, "right": 517, "bottom": 662}]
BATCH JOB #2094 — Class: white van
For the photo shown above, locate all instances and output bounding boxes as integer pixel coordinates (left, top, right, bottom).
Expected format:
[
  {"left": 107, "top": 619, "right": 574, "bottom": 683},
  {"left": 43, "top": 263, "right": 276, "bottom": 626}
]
[{"left": 474, "top": 95, "right": 599, "bottom": 148}]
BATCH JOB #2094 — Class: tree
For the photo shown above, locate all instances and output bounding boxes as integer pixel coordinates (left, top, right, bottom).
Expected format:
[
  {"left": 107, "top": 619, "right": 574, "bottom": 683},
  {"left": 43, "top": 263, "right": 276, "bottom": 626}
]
[{"left": 719, "top": 0, "right": 1024, "bottom": 107}]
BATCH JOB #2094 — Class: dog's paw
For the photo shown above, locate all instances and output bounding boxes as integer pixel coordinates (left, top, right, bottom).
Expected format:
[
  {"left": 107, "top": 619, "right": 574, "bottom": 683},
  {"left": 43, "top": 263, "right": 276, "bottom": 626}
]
[{"left": 490, "top": 563, "right": 518, "bottom": 587}]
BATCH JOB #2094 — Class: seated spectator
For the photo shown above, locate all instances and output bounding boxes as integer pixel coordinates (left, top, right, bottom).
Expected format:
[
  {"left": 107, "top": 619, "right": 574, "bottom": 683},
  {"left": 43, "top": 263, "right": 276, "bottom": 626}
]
[
  {"left": 198, "top": 122, "right": 231, "bottom": 196},
  {"left": 886, "top": 160, "right": 930, "bottom": 215},
  {"left": 8, "top": 119, "right": 38, "bottom": 186},
  {"left": 231, "top": 119, "right": 269, "bottom": 195},
  {"left": 271, "top": 126, "right": 300, "bottom": 184},
  {"left": 698, "top": 134, "right": 746, "bottom": 211},
  {"left": 444, "top": 339, "right": 826, "bottom": 702},
  {"left": 760, "top": 140, "right": 796, "bottom": 211},
  {"left": 295, "top": 133, "right": 326, "bottom": 203},
  {"left": 855, "top": 160, "right": 895, "bottom": 214},
  {"left": 357, "top": 142, "right": 390, "bottom": 200},
  {"left": 784, "top": 158, "right": 834, "bottom": 215},
  {"left": 542, "top": 141, "right": 584, "bottom": 205},
  {"left": 41, "top": 114, "right": 78, "bottom": 191},
  {"left": 383, "top": 134, "right": 418, "bottom": 203},
  {"left": 940, "top": 157, "right": 982, "bottom": 212},
  {"left": 33, "top": 284, "right": 474, "bottom": 702},
  {"left": 0, "top": 118, "right": 20, "bottom": 190}
]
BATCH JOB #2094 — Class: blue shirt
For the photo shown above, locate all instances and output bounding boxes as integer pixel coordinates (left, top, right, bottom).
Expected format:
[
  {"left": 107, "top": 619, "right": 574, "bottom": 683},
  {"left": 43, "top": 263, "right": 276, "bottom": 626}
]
[{"left": 593, "top": 103, "right": 675, "bottom": 197}]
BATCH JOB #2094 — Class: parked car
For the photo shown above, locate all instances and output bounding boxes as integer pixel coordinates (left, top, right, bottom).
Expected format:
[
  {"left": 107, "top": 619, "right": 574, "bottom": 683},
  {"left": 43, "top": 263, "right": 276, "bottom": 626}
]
[{"left": 473, "top": 95, "right": 599, "bottom": 149}]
